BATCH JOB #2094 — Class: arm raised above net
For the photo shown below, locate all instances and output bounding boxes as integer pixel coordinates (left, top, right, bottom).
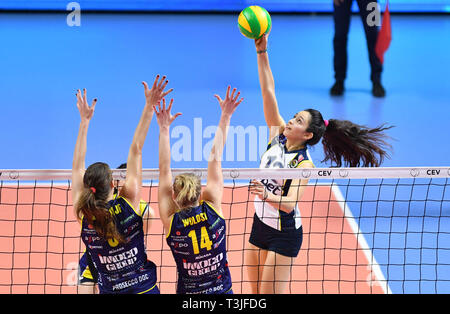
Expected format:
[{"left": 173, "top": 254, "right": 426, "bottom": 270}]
[
  {"left": 202, "top": 86, "right": 243, "bottom": 214},
  {"left": 72, "top": 89, "right": 97, "bottom": 220},
  {"left": 120, "top": 76, "right": 173, "bottom": 211},
  {"left": 255, "top": 34, "right": 286, "bottom": 139},
  {"left": 154, "top": 98, "right": 182, "bottom": 232}
]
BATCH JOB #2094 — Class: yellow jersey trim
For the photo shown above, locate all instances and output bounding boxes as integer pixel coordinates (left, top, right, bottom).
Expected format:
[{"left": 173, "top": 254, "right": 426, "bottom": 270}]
[
  {"left": 117, "top": 196, "right": 139, "bottom": 216},
  {"left": 81, "top": 266, "right": 94, "bottom": 280},
  {"left": 165, "top": 214, "right": 175, "bottom": 239},
  {"left": 139, "top": 200, "right": 149, "bottom": 217},
  {"left": 80, "top": 214, "right": 84, "bottom": 232},
  {"left": 138, "top": 283, "right": 157, "bottom": 294},
  {"left": 201, "top": 200, "right": 224, "bottom": 220}
]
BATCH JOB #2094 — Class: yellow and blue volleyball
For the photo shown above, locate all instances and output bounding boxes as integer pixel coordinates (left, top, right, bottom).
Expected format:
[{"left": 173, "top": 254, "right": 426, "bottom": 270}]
[{"left": 238, "top": 6, "right": 272, "bottom": 39}]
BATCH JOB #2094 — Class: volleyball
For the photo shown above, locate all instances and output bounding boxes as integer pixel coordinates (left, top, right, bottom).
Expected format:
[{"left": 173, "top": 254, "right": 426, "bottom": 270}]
[{"left": 238, "top": 6, "right": 272, "bottom": 39}]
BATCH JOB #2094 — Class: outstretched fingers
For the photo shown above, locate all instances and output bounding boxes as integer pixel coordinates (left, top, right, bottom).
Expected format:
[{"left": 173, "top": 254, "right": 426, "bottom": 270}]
[
  {"left": 167, "top": 98, "right": 174, "bottom": 112},
  {"left": 142, "top": 81, "right": 150, "bottom": 93},
  {"left": 144, "top": 74, "right": 174, "bottom": 106},
  {"left": 225, "top": 85, "right": 231, "bottom": 100},
  {"left": 157, "top": 75, "right": 167, "bottom": 89},
  {"left": 151, "top": 75, "right": 160, "bottom": 90},
  {"left": 161, "top": 88, "right": 174, "bottom": 98},
  {"left": 76, "top": 89, "right": 83, "bottom": 104},
  {"left": 153, "top": 98, "right": 182, "bottom": 127},
  {"left": 233, "top": 91, "right": 241, "bottom": 102},
  {"left": 75, "top": 88, "right": 97, "bottom": 121},
  {"left": 91, "top": 98, "right": 98, "bottom": 111},
  {"left": 230, "top": 87, "right": 237, "bottom": 100},
  {"left": 234, "top": 96, "right": 244, "bottom": 107},
  {"left": 83, "top": 88, "right": 87, "bottom": 104}
]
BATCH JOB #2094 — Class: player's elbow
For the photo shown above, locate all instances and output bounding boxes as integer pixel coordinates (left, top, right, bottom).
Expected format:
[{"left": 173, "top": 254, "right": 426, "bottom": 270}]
[
  {"left": 129, "top": 142, "right": 144, "bottom": 156},
  {"left": 262, "top": 85, "right": 275, "bottom": 95}
]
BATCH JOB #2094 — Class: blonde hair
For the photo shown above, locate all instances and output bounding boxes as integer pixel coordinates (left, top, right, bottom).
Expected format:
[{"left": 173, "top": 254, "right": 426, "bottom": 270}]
[{"left": 173, "top": 173, "right": 201, "bottom": 210}]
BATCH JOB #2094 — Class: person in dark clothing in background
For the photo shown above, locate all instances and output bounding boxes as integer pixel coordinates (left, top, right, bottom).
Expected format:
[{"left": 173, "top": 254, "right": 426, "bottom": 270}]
[{"left": 330, "top": 0, "right": 386, "bottom": 97}]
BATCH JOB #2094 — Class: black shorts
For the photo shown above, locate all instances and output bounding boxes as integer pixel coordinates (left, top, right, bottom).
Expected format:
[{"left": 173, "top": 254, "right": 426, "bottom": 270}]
[{"left": 249, "top": 213, "right": 303, "bottom": 258}]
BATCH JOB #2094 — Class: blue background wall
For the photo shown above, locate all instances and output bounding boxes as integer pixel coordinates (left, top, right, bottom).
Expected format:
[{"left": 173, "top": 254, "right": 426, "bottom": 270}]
[
  {"left": 0, "top": 13, "right": 449, "bottom": 169},
  {"left": 1, "top": 0, "right": 450, "bottom": 12}
]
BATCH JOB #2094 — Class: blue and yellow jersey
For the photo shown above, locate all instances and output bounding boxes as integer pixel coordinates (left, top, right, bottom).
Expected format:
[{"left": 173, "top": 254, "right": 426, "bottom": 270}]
[
  {"left": 78, "top": 199, "right": 150, "bottom": 285},
  {"left": 80, "top": 197, "right": 157, "bottom": 294},
  {"left": 166, "top": 200, "right": 232, "bottom": 294},
  {"left": 78, "top": 249, "right": 98, "bottom": 284}
]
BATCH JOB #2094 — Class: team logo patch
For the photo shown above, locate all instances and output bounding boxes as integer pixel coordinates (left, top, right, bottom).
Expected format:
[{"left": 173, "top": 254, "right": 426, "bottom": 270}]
[{"left": 289, "top": 154, "right": 304, "bottom": 168}]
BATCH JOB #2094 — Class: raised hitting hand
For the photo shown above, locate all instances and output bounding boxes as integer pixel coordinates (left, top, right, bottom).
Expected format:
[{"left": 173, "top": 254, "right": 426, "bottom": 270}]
[{"left": 255, "top": 32, "right": 269, "bottom": 52}]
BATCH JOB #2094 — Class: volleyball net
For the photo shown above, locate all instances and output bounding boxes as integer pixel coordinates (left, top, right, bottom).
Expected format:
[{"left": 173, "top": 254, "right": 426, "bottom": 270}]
[{"left": 0, "top": 167, "right": 449, "bottom": 294}]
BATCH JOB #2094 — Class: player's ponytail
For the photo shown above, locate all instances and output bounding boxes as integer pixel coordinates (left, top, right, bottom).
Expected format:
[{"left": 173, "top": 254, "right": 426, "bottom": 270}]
[
  {"left": 173, "top": 173, "right": 202, "bottom": 210},
  {"left": 304, "top": 109, "right": 393, "bottom": 167},
  {"left": 75, "top": 162, "right": 125, "bottom": 243}
]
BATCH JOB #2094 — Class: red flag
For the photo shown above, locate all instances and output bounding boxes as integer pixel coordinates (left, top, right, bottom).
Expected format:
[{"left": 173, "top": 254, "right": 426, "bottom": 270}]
[{"left": 375, "top": 1, "right": 392, "bottom": 64}]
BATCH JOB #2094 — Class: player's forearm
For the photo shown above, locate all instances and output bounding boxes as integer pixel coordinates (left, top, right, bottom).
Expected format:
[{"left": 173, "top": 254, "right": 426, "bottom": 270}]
[
  {"left": 262, "top": 191, "right": 298, "bottom": 214},
  {"left": 206, "top": 114, "right": 230, "bottom": 186},
  {"left": 158, "top": 126, "right": 171, "bottom": 174},
  {"left": 264, "top": 193, "right": 298, "bottom": 214},
  {"left": 257, "top": 53, "right": 283, "bottom": 128},
  {"left": 257, "top": 52, "right": 276, "bottom": 97},
  {"left": 210, "top": 114, "right": 231, "bottom": 162},
  {"left": 129, "top": 107, "right": 154, "bottom": 155},
  {"left": 265, "top": 180, "right": 308, "bottom": 213},
  {"left": 72, "top": 120, "right": 89, "bottom": 171}
]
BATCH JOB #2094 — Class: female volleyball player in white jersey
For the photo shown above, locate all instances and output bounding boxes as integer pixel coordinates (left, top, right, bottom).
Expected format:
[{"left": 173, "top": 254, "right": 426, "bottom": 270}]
[
  {"left": 71, "top": 75, "right": 172, "bottom": 294},
  {"left": 247, "top": 33, "right": 392, "bottom": 294},
  {"left": 155, "top": 86, "right": 243, "bottom": 294}
]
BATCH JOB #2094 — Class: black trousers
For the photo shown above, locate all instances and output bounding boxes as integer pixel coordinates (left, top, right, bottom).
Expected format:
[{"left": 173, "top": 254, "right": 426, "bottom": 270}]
[{"left": 333, "top": 0, "right": 383, "bottom": 83}]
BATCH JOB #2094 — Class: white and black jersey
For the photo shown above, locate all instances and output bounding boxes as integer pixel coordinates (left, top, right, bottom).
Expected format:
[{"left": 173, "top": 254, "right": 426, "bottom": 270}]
[{"left": 254, "top": 134, "right": 314, "bottom": 231}]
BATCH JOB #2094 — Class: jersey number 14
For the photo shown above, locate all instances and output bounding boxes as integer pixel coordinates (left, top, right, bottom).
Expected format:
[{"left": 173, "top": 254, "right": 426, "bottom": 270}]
[{"left": 188, "top": 227, "right": 213, "bottom": 255}]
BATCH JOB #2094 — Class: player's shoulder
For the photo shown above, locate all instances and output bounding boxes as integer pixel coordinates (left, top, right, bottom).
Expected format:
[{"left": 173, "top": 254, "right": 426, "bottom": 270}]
[
  {"left": 267, "top": 133, "right": 286, "bottom": 150},
  {"left": 110, "top": 195, "right": 141, "bottom": 217}
]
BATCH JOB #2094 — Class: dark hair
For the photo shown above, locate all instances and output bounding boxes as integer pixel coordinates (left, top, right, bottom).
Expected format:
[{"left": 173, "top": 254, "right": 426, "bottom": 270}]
[
  {"left": 304, "top": 109, "right": 393, "bottom": 167},
  {"left": 75, "top": 162, "right": 125, "bottom": 243},
  {"left": 117, "top": 163, "right": 127, "bottom": 169}
]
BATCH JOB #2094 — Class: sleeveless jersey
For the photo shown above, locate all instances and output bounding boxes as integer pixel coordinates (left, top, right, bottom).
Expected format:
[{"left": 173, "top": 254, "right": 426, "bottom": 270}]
[
  {"left": 166, "top": 200, "right": 232, "bottom": 294},
  {"left": 81, "top": 196, "right": 157, "bottom": 294},
  {"left": 255, "top": 134, "right": 314, "bottom": 231},
  {"left": 78, "top": 199, "right": 151, "bottom": 284}
]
